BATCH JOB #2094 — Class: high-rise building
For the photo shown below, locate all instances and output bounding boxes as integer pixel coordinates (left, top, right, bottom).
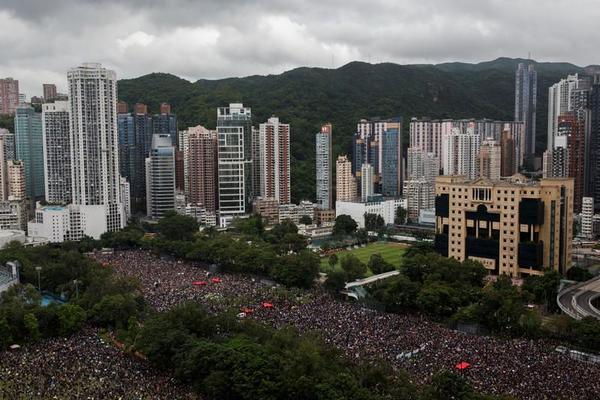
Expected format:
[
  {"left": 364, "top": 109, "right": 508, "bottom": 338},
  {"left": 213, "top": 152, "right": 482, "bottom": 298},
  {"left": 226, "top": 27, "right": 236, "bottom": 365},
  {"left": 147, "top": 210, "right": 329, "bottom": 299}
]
[
  {"left": 381, "top": 121, "right": 402, "bottom": 197},
  {"left": 68, "top": 63, "right": 123, "bottom": 233},
  {"left": 500, "top": 130, "right": 516, "bottom": 177},
  {"left": 406, "top": 148, "right": 439, "bottom": 181},
  {"left": 259, "top": 117, "right": 290, "bottom": 204},
  {"left": 435, "top": 175, "right": 573, "bottom": 277},
  {"left": 352, "top": 117, "right": 401, "bottom": 192},
  {"left": 14, "top": 104, "right": 44, "bottom": 200},
  {"left": 0, "top": 129, "right": 15, "bottom": 162},
  {"left": 316, "top": 123, "right": 333, "bottom": 209},
  {"left": 7, "top": 160, "right": 26, "bottom": 200},
  {"left": 146, "top": 134, "right": 176, "bottom": 219},
  {"left": 120, "top": 177, "right": 131, "bottom": 222},
  {"left": 42, "top": 84, "right": 57, "bottom": 102},
  {"left": 252, "top": 126, "right": 261, "bottom": 200},
  {"left": 0, "top": 78, "right": 19, "bottom": 115},
  {"left": 217, "top": 104, "right": 251, "bottom": 224},
  {"left": 404, "top": 179, "right": 435, "bottom": 222},
  {"left": 515, "top": 62, "right": 537, "bottom": 157},
  {"left": 335, "top": 155, "right": 356, "bottom": 202},
  {"left": 442, "top": 126, "right": 481, "bottom": 179},
  {"left": 185, "top": 125, "right": 218, "bottom": 212},
  {"left": 175, "top": 150, "right": 184, "bottom": 191},
  {"left": 361, "top": 163, "right": 374, "bottom": 202},
  {"left": 410, "top": 118, "right": 525, "bottom": 171},
  {"left": 153, "top": 103, "right": 177, "bottom": 145},
  {"left": 479, "top": 138, "right": 501, "bottom": 180},
  {"left": 42, "top": 101, "right": 71, "bottom": 204},
  {"left": 581, "top": 197, "right": 594, "bottom": 239},
  {"left": 547, "top": 74, "right": 591, "bottom": 150},
  {"left": 588, "top": 77, "right": 600, "bottom": 211}
]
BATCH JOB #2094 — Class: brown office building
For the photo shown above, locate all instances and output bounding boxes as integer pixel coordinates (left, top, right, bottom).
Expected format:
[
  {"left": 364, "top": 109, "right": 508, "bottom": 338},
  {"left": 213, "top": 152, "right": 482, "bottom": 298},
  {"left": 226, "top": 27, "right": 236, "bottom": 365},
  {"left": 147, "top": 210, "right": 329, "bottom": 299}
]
[
  {"left": 185, "top": 126, "right": 218, "bottom": 212},
  {"left": 434, "top": 175, "right": 573, "bottom": 277},
  {"left": 500, "top": 130, "right": 516, "bottom": 177}
]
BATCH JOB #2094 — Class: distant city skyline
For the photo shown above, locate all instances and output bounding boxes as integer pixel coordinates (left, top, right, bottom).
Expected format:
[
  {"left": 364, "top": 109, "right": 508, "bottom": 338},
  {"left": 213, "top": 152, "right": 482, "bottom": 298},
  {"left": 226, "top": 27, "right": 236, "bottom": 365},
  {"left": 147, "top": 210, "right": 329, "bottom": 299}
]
[{"left": 0, "top": 0, "right": 599, "bottom": 97}]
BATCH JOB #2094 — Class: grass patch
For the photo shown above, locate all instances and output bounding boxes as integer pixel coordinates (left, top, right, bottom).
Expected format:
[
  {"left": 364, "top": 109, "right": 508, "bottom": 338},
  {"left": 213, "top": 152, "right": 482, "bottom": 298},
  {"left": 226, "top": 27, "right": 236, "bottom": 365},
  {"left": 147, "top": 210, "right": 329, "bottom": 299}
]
[{"left": 320, "top": 242, "right": 408, "bottom": 275}]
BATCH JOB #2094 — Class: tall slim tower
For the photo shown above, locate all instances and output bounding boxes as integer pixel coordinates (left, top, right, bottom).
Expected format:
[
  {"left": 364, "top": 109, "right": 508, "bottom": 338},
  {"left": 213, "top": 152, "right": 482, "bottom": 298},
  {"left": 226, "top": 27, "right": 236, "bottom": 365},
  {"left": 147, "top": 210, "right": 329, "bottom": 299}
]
[
  {"left": 42, "top": 101, "right": 71, "bottom": 204},
  {"left": 146, "top": 134, "right": 175, "bottom": 219},
  {"left": 0, "top": 78, "right": 19, "bottom": 115},
  {"left": 335, "top": 155, "right": 356, "bottom": 202},
  {"left": 479, "top": 138, "right": 501, "bottom": 180},
  {"left": 42, "top": 84, "right": 57, "bottom": 102},
  {"left": 316, "top": 123, "right": 332, "bottom": 209},
  {"left": 500, "top": 130, "right": 516, "bottom": 177},
  {"left": 217, "top": 103, "right": 251, "bottom": 223},
  {"left": 185, "top": 125, "right": 218, "bottom": 212},
  {"left": 588, "top": 77, "right": 600, "bottom": 211},
  {"left": 381, "top": 120, "right": 402, "bottom": 197},
  {"left": 361, "top": 163, "right": 374, "bottom": 202},
  {"left": 15, "top": 104, "right": 44, "bottom": 200},
  {"left": 68, "top": 63, "right": 123, "bottom": 232},
  {"left": 259, "top": 117, "right": 290, "bottom": 204},
  {"left": 515, "top": 62, "right": 537, "bottom": 157}
]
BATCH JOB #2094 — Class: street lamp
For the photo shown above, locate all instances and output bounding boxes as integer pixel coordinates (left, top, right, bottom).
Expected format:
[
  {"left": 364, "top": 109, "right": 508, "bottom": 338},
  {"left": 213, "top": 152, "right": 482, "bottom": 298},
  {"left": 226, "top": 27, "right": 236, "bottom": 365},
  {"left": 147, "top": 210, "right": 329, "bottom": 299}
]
[
  {"left": 73, "top": 279, "right": 80, "bottom": 299},
  {"left": 35, "top": 266, "right": 42, "bottom": 293}
]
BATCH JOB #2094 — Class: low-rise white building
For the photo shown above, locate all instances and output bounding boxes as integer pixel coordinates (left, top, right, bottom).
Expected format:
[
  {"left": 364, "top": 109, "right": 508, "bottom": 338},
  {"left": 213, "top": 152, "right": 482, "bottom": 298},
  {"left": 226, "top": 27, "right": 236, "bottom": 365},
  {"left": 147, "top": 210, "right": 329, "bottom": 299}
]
[
  {"left": 28, "top": 203, "right": 108, "bottom": 242},
  {"left": 335, "top": 198, "right": 404, "bottom": 229}
]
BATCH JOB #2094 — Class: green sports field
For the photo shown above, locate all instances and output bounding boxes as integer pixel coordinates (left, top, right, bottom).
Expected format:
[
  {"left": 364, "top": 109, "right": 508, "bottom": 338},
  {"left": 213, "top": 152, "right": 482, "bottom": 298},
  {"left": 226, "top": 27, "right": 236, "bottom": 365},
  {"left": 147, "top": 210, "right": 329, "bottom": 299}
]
[{"left": 320, "top": 242, "right": 407, "bottom": 274}]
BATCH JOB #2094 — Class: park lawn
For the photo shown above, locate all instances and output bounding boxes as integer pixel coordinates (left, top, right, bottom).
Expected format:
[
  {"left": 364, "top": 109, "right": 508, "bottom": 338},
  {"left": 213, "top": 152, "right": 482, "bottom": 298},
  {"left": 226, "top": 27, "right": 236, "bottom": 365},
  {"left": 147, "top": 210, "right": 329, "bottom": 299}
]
[{"left": 320, "top": 242, "right": 407, "bottom": 274}]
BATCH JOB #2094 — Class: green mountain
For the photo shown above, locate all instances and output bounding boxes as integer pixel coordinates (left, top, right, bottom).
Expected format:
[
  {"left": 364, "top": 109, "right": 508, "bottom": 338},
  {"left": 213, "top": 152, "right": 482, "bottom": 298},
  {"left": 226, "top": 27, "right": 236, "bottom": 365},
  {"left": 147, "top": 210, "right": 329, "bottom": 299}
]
[{"left": 117, "top": 57, "right": 591, "bottom": 203}]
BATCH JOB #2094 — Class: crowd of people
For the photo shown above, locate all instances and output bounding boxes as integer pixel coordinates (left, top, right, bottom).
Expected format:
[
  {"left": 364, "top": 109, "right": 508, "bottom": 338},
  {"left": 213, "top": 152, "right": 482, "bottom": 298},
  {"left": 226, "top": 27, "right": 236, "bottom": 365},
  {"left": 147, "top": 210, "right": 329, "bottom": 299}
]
[
  {"left": 5, "top": 249, "right": 600, "bottom": 399},
  {"left": 95, "top": 250, "right": 600, "bottom": 400},
  {"left": 0, "top": 328, "right": 199, "bottom": 399}
]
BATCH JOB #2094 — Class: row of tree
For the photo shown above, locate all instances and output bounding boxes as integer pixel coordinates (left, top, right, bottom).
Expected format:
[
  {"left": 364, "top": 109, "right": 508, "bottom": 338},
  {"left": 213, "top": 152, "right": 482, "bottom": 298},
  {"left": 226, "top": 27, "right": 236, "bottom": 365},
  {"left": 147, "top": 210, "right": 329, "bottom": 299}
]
[{"left": 0, "top": 243, "right": 145, "bottom": 349}]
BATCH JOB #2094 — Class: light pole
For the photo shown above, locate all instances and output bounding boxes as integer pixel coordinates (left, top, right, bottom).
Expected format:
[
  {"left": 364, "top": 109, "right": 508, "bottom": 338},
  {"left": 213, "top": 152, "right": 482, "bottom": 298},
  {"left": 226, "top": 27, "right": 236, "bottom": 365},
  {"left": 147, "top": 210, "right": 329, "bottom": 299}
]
[
  {"left": 73, "top": 279, "right": 80, "bottom": 299},
  {"left": 35, "top": 266, "right": 42, "bottom": 293}
]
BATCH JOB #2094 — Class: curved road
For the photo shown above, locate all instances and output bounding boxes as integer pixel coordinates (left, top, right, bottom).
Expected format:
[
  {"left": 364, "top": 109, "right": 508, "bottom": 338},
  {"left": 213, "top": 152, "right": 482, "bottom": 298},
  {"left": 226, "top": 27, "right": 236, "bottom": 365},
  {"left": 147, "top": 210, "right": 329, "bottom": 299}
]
[{"left": 557, "top": 276, "right": 600, "bottom": 320}]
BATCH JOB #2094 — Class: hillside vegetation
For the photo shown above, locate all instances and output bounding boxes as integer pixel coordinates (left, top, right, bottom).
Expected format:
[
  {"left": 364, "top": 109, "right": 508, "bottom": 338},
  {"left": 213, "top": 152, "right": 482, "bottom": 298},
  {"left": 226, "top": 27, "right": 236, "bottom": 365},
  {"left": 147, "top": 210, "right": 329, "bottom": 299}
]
[{"left": 117, "top": 57, "right": 590, "bottom": 202}]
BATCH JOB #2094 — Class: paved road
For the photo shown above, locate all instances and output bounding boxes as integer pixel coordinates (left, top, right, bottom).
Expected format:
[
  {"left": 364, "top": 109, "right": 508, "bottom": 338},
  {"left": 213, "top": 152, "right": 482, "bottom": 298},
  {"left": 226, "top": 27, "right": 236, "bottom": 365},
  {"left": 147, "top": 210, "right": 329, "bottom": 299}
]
[{"left": 557, "top": 276, "right": 600, "bottom": 320}]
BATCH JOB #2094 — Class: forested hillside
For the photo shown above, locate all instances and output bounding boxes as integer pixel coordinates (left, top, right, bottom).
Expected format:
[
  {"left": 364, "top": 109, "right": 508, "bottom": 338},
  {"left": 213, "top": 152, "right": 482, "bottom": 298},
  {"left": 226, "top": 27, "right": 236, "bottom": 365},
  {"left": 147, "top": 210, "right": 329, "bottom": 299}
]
[{"left": 115, "top": 57, "right": 590, "bottom": 202}]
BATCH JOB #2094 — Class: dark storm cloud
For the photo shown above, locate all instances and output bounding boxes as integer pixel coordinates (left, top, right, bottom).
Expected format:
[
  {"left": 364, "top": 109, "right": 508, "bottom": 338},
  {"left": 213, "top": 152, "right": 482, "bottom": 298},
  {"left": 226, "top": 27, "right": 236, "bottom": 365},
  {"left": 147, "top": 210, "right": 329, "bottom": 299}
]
[{"left": 0, "top": 0, "right": 598, "bottom": 96}]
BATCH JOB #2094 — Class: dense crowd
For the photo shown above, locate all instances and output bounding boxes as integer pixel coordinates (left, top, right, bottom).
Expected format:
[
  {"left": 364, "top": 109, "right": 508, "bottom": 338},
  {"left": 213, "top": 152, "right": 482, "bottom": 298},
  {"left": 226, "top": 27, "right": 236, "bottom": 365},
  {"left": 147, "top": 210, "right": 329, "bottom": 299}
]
[
  {"left": 94, "top": 250, "right": 600, "bottom": 400},
  {"left": 5, "top": 249, "right": 599, "bottom": 399},
  {"left": 0, "top": 328, "right": 199, "bottom": 399}
]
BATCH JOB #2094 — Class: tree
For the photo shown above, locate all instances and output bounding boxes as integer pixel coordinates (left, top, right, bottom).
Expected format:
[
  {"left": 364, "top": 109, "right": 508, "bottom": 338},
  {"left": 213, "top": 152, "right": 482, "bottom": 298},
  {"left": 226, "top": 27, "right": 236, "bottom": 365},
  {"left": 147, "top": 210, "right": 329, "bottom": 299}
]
[
  {"left": 299, "top": 215, "right": 312, "bottom": 225},
  {"left": 424, "top": 371, "right": 473, "bottom": 400},
  {"left": 364, "top": 213, "right": 385, "bottom": 231},
  {"left": 328, "top": 253, "right": 338, "bottom": 269},
  {"left": 0, "top": 318, "right": 13, "bottom": 349},
  {"left": 522, "top": 270, "right": 561, "bottom": 311},
  {"left": 24, "top": 313, "right": 41, "bottom": 342},
  {"left": 333, "top": 215, "right": 358, "bottom": 236},
  {"left": 271, "top": 251, "right": 320, "bottom": 288},
  {"left": 374, "top": 274, "right": 421, "bottom": 312},
  {"left": 91, "top": 294, "right": 140, "bottom": 328},
  {"left": 156, "top": 211, "right": 199, "bottom": 241},
  {"left": 325, "top": 270, "right": 348, "bottom": 293},
  {"left": 57, "top": 304, "right": 87, "bottom": 335},
  {"left": 567, "top": 266, "right": 593, "bottom": 282},
  {"left": 232, "top": 214, "right": 265, "bottom": 237},
  {"left": 394, "top": 206, "right": 407, "bottom": 225},
  {"left": 340, "top": 254, "right": 367, "bottom": 281},
  {"left": 368, "top": 253, "right": 395, "bottom": 275}
]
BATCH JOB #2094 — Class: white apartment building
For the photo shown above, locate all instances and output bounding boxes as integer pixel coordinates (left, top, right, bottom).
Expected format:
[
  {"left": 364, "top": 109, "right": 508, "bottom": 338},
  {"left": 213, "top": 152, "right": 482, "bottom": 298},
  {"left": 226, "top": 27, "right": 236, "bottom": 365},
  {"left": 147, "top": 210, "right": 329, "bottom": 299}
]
[
  {"left": 120, "top": 177, "right": 131, "bottom": 222},
  {"left": 336, "top": 155, "right": 356, "bottom": 202},
  {"left": 259, "top": 117, "right": 290, "bottom": 204},
  {"left": 406, "top": 148, "right": 439, "bottom": 181},
  {"left": 442, "top": 126, "right": 481, "bottom": 179},
  {"left": 68, "top": 63, "right": 124, "bottom": 233},
  {"left": 28, "top": 203, "right": 107, "bottom": 242},
  {"left": 42, "top": 101, "right": 71, "bottom": 204},
  {"left": 404, "top": 179, "right": 435, "bottom": 222},
  {"left": 361, "top": 163, "right": 374, "bottom": 202},
  {"left": 581, "top": 197, "right": 594, "bottom": 239},
  {"left": 547, "top": 74, "right": 591, "bottom": 150}
]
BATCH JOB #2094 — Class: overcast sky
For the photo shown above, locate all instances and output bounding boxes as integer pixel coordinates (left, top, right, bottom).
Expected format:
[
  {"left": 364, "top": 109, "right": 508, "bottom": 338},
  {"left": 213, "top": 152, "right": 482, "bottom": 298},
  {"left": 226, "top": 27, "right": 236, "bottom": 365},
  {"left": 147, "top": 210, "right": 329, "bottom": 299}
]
[{"left": 1, "top": 0, "right": 598, "bottom": 97}]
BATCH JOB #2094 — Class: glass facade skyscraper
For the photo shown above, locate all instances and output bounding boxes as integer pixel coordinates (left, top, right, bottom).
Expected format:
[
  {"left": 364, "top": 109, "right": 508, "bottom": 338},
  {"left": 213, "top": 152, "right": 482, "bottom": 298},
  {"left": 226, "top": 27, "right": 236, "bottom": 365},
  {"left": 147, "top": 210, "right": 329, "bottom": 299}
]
[
  {"left": 145, "top": 134, "right": 175, "bottom": 219},
  {"left": 15, "top": 104, "right": 44, "bottom": 200},
  {"left": 381, "top": 123, "right": 402, "bottom": 197},
  {"left": 515, "top": 62, "right": 537, "bottom": 157}
]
